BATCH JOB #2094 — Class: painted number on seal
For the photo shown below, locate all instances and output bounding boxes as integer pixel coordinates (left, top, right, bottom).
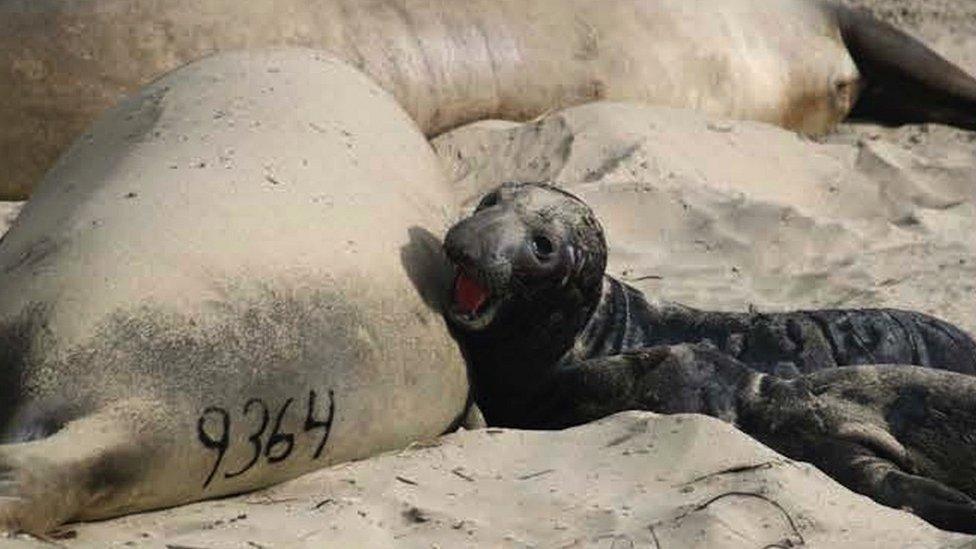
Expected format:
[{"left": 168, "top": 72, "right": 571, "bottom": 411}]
[{"left": 197, "top": 389, "right": 336, "bottom": 488}]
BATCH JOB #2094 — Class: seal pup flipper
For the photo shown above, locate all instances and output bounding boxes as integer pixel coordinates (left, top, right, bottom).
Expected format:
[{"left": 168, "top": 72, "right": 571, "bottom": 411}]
[
  {"left": 546, "top": 344, "right": 976, "bottom": 533},
  {"left": 745, "top": 362, "right": 976, "bottom": 534},
  {"left": 532, "top": 345, "right": 756, "bottom": 429},
  {"left": 0, "top": 399, "right": 160, "bottom": 534},
  {"left": 834, "top": 4, "right": 976, "bottom": 129}
]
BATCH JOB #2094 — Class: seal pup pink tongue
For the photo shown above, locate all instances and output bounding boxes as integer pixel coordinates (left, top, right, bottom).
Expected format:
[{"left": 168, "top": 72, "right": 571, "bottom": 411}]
[{"left": 454, "top": 272, "right": 489, "bottom": 314}]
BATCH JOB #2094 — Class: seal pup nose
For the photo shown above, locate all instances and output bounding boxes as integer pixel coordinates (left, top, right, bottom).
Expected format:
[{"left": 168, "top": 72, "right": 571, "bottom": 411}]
[
  {"left": 443, "top": 219, "right": 480, "bottom": 267},
  {"left": 445, "top": 207, "right": 520, "bottom": 266}
]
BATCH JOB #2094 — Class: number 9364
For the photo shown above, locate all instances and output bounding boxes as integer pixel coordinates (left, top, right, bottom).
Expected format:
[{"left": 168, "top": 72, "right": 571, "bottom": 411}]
[{"left": 196, "top": 389, "right": 336, "bottom": 488}]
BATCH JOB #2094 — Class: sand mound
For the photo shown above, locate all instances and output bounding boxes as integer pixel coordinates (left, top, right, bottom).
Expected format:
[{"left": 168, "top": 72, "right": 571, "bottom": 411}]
[{"left": 434, "top": 102, "right": 976, "bottom": 334}]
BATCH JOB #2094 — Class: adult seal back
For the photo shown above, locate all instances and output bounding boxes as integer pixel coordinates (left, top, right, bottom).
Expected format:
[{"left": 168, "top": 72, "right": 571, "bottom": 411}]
[
  {"left": 0, "top": 49, "right": 469, "bottom": 534},
  {"left": 2, "top": 0, "right": 976, "bottom": 198},
  {"left": 444, "top": 182, "right": 976, "bottom": 534}
]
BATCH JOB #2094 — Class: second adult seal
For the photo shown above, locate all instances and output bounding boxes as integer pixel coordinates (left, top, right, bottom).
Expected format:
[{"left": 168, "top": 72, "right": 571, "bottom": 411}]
[{"left": 2, "top": 0, "right": 976, "bottom": 198}]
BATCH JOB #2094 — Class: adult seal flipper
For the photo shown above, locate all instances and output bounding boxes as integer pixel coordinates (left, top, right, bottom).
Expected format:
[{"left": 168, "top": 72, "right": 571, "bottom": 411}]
[
  {"left": 0, "top": 401, "right": 161, "bottom": 532},
  {"left": 835, "top": 4, "right": 976, "bottom": 129}
]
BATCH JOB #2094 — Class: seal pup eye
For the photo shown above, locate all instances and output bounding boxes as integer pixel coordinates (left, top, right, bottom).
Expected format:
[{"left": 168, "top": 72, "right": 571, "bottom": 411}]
[
  {"left": 475, "top": 191, "right": 500, "bottom": 211},
  {"left": 531, "top": 235, "right": 555, "bottom": 259}
]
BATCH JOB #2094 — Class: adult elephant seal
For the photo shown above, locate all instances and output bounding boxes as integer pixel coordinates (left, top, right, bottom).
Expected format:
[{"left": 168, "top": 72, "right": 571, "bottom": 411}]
[
  {"left": 0, "top": 49, "right": 469, "bottom": 534},
  {"left": 2, "top": 0, "right": 976, "bottom": 199},
  {"left": 444, "top": 182, "right": 976, "bottom": 533}
]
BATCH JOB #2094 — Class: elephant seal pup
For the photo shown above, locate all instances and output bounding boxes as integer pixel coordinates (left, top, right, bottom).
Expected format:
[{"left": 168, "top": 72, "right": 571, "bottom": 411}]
[
  {"left": 3, "top": 0, "right": 976, "bottom": 199},
  {"left": 443, "top": 182, "right": 976, "bottom": 533},
  {"left": 0, "top": 49, "right": 469, "bottom": 534}
]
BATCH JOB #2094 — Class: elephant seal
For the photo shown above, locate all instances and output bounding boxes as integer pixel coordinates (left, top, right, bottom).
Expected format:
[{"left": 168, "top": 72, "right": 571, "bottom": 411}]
[
  {"left": 443, "top": 182, "right": 976, "bottom": 533},
  {"left": 0, "top": 49, "right": 469, "bottom": 534},
  {"left": 2, "top": 0, "right": 976, "bottom": 198}
]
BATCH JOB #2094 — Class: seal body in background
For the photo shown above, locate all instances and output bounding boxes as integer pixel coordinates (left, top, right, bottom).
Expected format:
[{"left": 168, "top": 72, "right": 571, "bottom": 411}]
[
  {"left": 1, "top": 0, "right": 976, "bottom": 198},
  {"left": 0, "top": 49, "right": 469, "bottom": 533}
]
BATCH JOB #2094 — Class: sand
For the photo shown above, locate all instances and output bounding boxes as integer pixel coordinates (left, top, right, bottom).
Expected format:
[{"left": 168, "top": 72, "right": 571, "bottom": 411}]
[
  {"left": 4, "top": 413, "right": 970, "bottom": 548},
  {"left": 2, "top": 0, "right": 975, "bottom": 546},
  {"left": 435, "top": 101, "right": 976, "bottom": 336}
]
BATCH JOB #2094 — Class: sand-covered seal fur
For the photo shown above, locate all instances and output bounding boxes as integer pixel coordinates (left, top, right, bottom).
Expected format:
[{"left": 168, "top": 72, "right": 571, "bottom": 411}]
[{"left": 444, "top": 182, "right": 976, "bottom": 533}]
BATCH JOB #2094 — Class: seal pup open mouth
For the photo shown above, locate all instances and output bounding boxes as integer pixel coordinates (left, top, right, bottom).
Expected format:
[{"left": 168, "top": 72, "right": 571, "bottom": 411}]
[
  {"left": 450, "top": 268, "right": 504, "bottom": 330},
  {"left": 443, "top": 182, "right": 606, "bottom": 333},
  {"left": 453, "top": 270, "right": 489, "bottom": 317}
]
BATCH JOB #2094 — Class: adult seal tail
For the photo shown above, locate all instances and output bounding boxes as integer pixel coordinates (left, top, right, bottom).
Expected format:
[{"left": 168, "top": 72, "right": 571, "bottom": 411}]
[
  {"left": 835, "top": 5, "right": 976, "bottom": 129},
  {"left": 443, "top": 182, "right": 976, "bottom": 533},
  {"left": 2, "top": 0, "right": 976, "bottom": 198}
]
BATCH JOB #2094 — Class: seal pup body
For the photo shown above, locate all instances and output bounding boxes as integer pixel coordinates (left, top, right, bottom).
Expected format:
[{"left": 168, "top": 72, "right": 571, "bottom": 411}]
[
  {"left": 2, "top": 0, "right": 976, "bottom": 198},
  {"left": 444, "top": 182, "right": 976, "bottom": 533},
  {"left": 0, "top": 50, "right": 469, "bottom": 533}
]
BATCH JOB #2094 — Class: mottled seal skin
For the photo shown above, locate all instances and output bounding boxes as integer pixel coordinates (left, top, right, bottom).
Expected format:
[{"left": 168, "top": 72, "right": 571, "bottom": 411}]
[{"left": 444, "top": 182, "right": 976, "bottom": 534}]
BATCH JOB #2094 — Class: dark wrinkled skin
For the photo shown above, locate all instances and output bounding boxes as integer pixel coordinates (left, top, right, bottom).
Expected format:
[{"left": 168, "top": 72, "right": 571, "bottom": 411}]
[{"left": 443, "top": 182, "right": 976, "bottom": 534}]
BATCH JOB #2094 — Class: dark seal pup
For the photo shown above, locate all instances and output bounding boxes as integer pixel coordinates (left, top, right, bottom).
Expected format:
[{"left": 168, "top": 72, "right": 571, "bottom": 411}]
[{"left": 444, "top": 182, "right": 976, "bottom": 534}]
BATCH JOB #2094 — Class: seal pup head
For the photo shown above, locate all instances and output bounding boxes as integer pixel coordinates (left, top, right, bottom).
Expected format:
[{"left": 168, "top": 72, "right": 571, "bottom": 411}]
[{"left": 443, "top": 182, "right": 607, "bottom": 334}]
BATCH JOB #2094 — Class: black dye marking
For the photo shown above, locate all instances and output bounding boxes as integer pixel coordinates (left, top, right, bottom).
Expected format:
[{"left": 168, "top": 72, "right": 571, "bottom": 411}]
[
  {"left": 197, "top": 389, "right": 336, "bottom": 487},
  {"left": 304, "top": 389, "right": 336, "bottom": 460},
  {"left": 197, "top": 407, "right": 230, "bottom": 488},
  {"left": 265, "top": 397, "right": 295, "bottom": 463},
  {"left": 224, "top": 398, "right": 269, "bottom": 479},
  {"left": 0, "top": 284, "right": 364, "bottom": 489}
]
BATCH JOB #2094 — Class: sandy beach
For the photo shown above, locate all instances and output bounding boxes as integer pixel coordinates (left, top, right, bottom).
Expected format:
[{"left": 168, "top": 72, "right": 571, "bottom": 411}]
[{"left": 1, "top": 0, "right": 975, "bottom": 546}]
